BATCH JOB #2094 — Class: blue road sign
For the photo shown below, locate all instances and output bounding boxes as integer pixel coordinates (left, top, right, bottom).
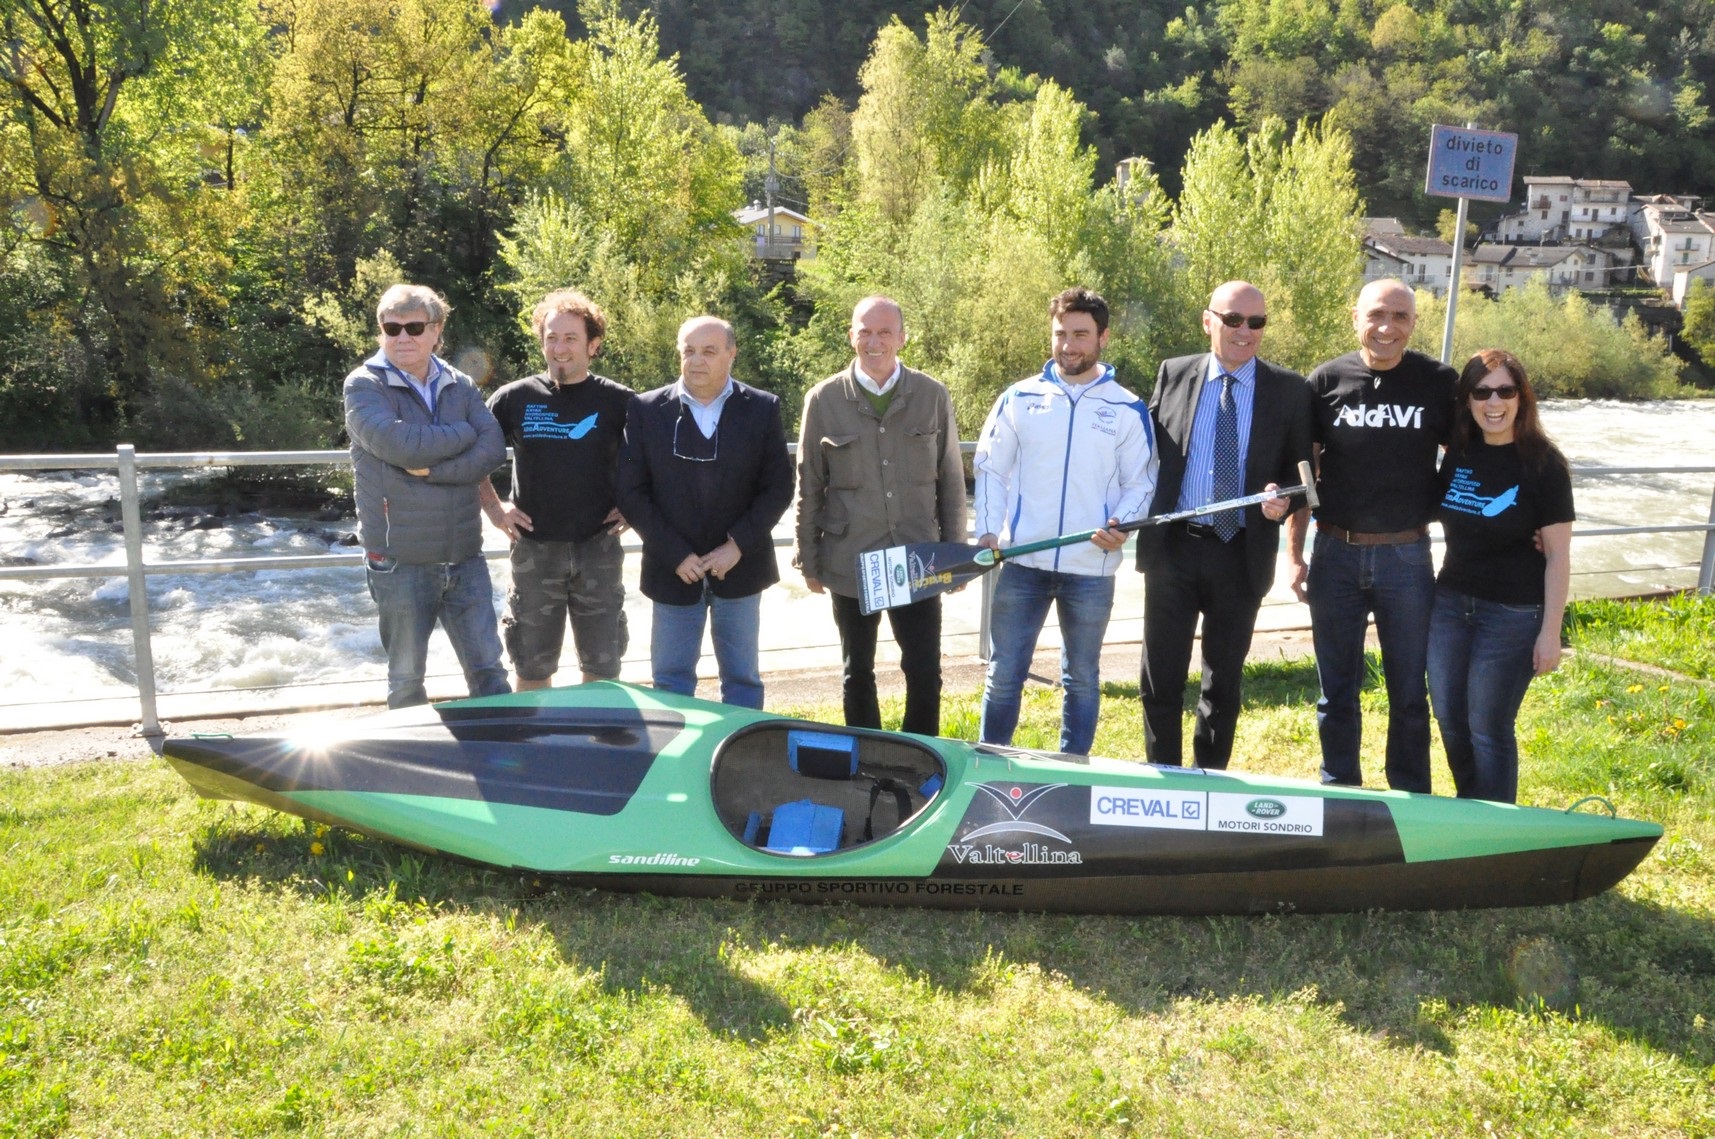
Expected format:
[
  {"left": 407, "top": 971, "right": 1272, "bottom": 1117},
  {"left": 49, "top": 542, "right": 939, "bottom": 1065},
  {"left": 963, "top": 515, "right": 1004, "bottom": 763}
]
[{"left": 1425, "top": 125, "right": 1518, "bottom": 203}]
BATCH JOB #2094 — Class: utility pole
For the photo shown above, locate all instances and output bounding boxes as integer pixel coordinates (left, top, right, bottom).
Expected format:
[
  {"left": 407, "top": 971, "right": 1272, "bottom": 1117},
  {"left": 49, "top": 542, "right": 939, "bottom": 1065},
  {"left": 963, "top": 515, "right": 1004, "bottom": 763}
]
[{"left": 765, "top": 134, "right": 780, "bottom": 259}]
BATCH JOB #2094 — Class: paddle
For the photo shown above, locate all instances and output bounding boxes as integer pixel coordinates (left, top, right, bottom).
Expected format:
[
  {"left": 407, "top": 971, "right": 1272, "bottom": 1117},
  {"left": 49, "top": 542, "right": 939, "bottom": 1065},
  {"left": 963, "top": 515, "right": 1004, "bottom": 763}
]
[{"left": 856, "top": 461, "right": 1319, "bottom": 615}]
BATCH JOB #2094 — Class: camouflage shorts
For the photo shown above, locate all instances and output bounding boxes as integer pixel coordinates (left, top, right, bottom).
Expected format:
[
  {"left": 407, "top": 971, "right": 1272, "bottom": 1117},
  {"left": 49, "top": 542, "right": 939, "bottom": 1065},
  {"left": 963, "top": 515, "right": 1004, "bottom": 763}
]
[{"left": 503, "top": 532, "right": 628, "bottom": 681}]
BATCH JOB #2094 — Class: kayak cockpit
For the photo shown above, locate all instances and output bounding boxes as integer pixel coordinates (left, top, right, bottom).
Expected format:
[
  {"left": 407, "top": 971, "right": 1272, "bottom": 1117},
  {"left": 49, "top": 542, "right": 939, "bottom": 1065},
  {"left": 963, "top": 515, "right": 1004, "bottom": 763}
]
[{"left": 709, "top": 722, "right": 947, "bottom": 856}]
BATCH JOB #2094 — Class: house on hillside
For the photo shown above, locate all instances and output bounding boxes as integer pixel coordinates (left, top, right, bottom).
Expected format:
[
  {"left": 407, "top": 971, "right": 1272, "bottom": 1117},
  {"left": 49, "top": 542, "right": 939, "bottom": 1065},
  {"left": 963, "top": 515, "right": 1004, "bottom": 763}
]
[
  {"left": 734, "top": 202, "right": 815, "bottom": 261},
  {"left": 1464, "top": 243, "right": 1628, "bottom": 294},
  {"left": 1495, "top": 176, "right": 1633, "bottom": 244},
  {"left": 1671, "top": 259, "right": 1715, "bottom": 308},
  {"left": 1632, "top": 200, "right": 1715, "bottom": 287},
  {"left": 1362, "top": 225, "right": 1454, "bottom": 295}
]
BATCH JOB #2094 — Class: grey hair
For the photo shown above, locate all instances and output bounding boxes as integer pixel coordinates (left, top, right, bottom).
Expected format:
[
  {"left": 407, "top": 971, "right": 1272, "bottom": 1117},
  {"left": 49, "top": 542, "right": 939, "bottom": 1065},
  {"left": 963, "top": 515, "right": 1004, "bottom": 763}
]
[{"left": 377, "top": 284, "right": 451, "bottom": 326}]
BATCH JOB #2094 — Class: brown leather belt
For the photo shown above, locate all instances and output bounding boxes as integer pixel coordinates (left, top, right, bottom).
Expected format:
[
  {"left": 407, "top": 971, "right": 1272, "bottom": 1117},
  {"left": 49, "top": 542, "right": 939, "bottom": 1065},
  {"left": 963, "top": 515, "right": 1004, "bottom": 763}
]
[{"left": 1319, "top": 523, "right": 1428, "bottom": 546}]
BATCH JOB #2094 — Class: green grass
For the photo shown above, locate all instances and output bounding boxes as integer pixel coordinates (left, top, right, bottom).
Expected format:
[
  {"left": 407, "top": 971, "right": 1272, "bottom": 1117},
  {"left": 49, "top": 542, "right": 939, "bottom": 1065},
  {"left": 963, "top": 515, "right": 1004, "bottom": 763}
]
[
  {"left": 4, "top": 598, "right": 1714, "bottom": 1137},
  {"left": 1565, "top": 594, "right": 1715, "bottom": 681}
]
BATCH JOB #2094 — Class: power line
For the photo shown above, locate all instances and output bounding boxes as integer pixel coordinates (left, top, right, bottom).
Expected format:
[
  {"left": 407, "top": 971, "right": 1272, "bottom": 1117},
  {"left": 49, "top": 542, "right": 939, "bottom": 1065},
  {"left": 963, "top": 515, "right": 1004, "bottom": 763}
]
[{"left": 988, "top": 0, "right": 1030, "bottom": 39}]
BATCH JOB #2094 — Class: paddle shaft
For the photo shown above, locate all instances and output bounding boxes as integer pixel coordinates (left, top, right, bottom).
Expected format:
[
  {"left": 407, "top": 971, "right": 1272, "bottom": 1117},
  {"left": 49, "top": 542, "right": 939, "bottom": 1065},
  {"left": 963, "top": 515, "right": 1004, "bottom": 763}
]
[{"left": 983, "top": 460, "right": 1319, "bottom": 565}]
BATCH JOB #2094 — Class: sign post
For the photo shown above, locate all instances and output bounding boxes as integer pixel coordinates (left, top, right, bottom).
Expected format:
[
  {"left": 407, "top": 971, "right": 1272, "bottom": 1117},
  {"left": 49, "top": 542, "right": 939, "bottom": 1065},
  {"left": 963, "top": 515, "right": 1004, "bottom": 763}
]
[{"left": 1425, "top": 123, "right": 1518, "bottom": 363}]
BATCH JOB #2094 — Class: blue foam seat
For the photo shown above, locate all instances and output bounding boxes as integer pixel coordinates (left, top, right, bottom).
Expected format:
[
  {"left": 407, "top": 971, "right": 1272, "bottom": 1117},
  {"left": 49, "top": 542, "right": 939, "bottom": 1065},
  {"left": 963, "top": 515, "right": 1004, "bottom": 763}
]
[{"left": 763, "top": 799, "right": 845, "bottom": 855}]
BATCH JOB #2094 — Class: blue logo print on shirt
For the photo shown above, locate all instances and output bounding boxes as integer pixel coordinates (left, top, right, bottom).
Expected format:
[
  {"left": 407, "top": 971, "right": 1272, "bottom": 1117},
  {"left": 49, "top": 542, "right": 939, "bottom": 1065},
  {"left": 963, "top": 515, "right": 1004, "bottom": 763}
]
[
  {"left": 520, "top": 405, "right": 600, "bottom": 440},
  {"left": 1443, "top": 467, "right": 1519, "bottom": 517}
]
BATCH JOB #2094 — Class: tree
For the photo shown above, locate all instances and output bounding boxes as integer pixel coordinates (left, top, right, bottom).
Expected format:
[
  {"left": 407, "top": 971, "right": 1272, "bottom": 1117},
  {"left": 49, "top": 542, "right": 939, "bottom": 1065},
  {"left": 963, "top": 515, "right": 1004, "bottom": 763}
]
[
  {"left": 1413, "top": 280, "right": 1689, "bottom": 399},
  {"left": 1683, "top": 278, "right": 1715, "bottom": 367},
  {"left": 0, "top": 0, "right": 270, "bottom": 432},
  {"left": 1172, "top": 117, "right": 1364, "bottom": 371},
  {"left": 800, "top": 10, "right": 1185, "bottom": 425}
]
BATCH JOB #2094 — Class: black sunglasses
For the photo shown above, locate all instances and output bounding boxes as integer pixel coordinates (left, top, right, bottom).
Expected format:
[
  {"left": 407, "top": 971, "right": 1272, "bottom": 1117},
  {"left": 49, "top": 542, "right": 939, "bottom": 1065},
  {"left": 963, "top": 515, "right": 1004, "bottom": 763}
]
[
  {"left": 1207, "top": 309, "right": 1267, "bottom": 330},
  {"left": 1470, "top": 384, "right": 1520, "bottom": 401},
  {"left": 380, "top": 321, "right": 431, "bottom": 338}
]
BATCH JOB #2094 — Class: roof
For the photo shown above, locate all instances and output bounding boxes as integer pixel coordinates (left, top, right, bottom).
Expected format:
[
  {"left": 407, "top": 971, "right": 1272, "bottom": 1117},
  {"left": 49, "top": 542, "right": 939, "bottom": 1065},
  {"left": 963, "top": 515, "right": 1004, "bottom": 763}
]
[
  {"left": 1469, "top": 244, "right": 1602, "bottom": 268},
  {"left": 733, "top": 204, "right": 814, "bottom": 227},
  {"left": 1362, "top": 217, "right": 1406, "bottom": 235},
  {"left": 1643, "top": 207, "right": 1715, "bottom": 234},
  {"left": 1368, "top": 234, "right": 1453, "bottom": 257},
  {"left": 1521, "top": 176, "right": 1634, "bottom": 191}
]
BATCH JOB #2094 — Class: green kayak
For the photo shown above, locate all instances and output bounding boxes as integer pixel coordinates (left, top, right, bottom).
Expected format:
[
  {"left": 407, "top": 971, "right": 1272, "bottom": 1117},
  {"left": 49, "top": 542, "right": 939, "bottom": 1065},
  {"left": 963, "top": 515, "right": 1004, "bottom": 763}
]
[{"left": 162, "top": 681, "right": 1662, "bottom": 915}]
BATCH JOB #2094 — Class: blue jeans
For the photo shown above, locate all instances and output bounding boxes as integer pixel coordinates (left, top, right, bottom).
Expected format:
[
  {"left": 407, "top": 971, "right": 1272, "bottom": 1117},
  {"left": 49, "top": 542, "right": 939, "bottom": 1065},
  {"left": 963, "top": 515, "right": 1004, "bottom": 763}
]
[
  {"left": 1427, "top": 586, "right": 1542, "bottom": 803},
  {"left": 650, "top": 585, "right": 763, "bottom": 708},
  {"left": 1306, "top": 531, "right": 1434, "bottom": 791},
  {"left": 366, "top": 555, "right": 510, "bottom": 709},
  {"left": 980, "top": 563, "right": 1115, "bottom": 755}
]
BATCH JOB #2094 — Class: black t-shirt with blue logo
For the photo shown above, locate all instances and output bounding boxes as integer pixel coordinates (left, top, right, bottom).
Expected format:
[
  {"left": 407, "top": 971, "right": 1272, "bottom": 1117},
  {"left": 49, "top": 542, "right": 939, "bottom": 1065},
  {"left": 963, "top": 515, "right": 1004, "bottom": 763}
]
[
  {"left": 1435, "top": 440, "right": 1575, "bottom": 605},
  {"left": 487, "top": 373, "right": 635, "bottom": 543},
  {"left": 1307, "top": 350, "right": 1457, "bottom": 532}
]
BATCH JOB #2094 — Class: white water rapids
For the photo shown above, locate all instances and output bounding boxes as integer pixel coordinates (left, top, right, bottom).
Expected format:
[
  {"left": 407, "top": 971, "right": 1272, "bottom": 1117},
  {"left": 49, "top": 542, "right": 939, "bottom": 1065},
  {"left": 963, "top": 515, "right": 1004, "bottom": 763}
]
[{"left": 1, "top": 399, "right": 1711, "bottom": 730}]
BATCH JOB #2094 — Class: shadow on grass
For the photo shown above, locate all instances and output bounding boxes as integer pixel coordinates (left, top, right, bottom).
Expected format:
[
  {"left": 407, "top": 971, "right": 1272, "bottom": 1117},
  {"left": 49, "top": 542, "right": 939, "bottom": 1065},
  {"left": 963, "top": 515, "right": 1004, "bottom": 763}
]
[{"left": 189, "top": 809, "right": 1715, "bottom": 1070}]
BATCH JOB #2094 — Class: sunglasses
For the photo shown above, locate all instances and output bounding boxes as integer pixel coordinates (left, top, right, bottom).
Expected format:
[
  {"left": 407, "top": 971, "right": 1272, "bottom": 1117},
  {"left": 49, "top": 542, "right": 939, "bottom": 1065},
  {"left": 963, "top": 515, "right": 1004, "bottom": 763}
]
[
  {"left": 1470, "top": 385, "right": 1519, "bottom": 401},
  {"left": 380, "top": 321, "right": 431, "bottom": 338},
  {"left": 1207, "top": 309, "right": 1267, "bottom": 330}
]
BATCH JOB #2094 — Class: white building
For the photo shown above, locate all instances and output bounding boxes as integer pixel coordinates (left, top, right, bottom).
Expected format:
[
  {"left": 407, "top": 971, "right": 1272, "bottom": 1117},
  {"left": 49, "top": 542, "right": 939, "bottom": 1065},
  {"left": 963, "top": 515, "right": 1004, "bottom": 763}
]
[
  {"left": 734, "top": 202, "right": 815, "bottom": 261},
  {"left": 1464, "top": 243, "right": 1627, "bottom": 294},
  {"left": 1363, "top": 228, "right": 1454, "bottom": 295},
  {"left": 1632, "top": 201, "right": 1715, "bottom": 287},
  {"left": 1671, "top": 259, "right": 1715, "bottom": 308},
  {"left": 1495, "top": 177, "right": 1632, "bottom": 244}
]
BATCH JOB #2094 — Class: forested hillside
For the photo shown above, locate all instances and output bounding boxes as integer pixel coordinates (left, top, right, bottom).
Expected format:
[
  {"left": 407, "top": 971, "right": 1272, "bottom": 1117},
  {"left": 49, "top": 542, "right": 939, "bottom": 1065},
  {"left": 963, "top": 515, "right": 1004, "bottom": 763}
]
[
  {"left": 575, "top": 0, "right": 1715, "bottom": 217},
  {"left": 2, "top": 0, "right": 1709, "bottom": 452}
]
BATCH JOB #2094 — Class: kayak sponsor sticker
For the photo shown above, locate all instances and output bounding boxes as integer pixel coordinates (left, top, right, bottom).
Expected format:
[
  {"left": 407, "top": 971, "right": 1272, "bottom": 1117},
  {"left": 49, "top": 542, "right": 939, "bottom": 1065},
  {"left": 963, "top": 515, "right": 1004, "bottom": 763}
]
[
  {"left": 1089, "top": 789, "right": 1324, "bottom": 836},
  {"left": 608, "top": 852, "right": 701, "bottom": 867},
  {"left": 944, "top": 782, "right": 1086, "bottom": 866},
  {"left": 1089, "top": 788, "right": 1207, "bottom": 830},
  {"left": 1208, "top": 792, "right": 1323, "bottom": 836}
]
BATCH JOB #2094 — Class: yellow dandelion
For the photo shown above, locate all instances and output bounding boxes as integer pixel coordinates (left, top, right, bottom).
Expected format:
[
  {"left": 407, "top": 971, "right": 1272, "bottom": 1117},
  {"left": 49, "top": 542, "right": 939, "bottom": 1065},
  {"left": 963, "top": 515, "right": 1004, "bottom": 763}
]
[
  {"left": 314, "top": 824, "right": 330, "bottom": 838},
  {"left": 1626, "top": 684, "right": 1644, "bottom": 694},
  {"left": 309, "top": 841, "right": 325, "bottom": 856},
  {"left": 1675, "top": 718, "right": 1687, "bottom": 730},
  {"left": 1607, "top": 715, "right": 1617, "bottom": 724}
]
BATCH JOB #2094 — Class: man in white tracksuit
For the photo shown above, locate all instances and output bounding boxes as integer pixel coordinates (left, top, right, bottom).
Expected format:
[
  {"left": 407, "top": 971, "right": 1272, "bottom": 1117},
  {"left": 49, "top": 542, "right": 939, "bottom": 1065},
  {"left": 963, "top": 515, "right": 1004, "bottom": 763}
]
[{"left": 974, "top": 286, "right": 1158, "bottom": 755}]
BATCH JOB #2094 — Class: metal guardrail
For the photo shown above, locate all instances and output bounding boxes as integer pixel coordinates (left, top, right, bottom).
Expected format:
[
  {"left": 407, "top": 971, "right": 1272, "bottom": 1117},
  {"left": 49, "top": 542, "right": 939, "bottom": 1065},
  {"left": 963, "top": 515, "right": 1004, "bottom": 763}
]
[{"left": 3, "top": 447, "right": 1714, "bottom": 735}]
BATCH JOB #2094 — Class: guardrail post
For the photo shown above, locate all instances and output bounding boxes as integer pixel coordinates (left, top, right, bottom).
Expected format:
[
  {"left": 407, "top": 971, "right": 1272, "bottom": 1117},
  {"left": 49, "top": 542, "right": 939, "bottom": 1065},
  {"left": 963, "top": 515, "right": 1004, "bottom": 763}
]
[
  {"left": 117, "top": 445, "right": 161, "bottom": 735},
  {"left": 1700, "top": 481, "right": 1715, "bottom": 595}
]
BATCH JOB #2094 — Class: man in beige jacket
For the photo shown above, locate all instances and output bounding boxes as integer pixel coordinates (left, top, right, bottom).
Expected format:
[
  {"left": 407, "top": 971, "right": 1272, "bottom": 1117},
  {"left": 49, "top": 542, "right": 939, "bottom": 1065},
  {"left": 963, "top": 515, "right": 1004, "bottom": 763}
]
[{"left": 795, "top": 296, "right": 967, "bottom": 736}]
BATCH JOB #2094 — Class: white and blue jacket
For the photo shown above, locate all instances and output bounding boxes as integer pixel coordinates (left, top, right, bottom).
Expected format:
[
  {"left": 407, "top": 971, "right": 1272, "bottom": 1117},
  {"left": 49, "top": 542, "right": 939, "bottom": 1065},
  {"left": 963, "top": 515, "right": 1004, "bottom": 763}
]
[{"left": 973, "top": 362, "right": 1158, "bottom": 576}]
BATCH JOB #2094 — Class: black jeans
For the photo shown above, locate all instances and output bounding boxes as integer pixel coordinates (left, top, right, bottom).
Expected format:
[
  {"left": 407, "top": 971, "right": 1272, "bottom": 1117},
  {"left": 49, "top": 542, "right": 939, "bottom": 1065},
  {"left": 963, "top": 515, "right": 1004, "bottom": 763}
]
[{"left": 829, "top": 590, "right": 943, "bottom": 737}]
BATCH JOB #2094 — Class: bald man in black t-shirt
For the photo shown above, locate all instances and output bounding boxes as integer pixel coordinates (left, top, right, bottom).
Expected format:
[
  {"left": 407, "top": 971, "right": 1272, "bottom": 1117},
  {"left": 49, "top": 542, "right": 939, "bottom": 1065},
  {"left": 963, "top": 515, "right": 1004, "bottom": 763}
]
[{"left": 1286, "top": 279, "right": 1457, "bottom": 793}]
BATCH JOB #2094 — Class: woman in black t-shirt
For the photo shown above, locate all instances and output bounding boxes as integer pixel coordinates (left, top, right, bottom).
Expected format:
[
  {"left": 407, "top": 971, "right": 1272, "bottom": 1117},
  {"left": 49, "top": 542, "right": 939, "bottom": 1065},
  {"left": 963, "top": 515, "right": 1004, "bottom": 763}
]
[{"left": 1427, "top": 349, "right": 1574, "bottom": 803}]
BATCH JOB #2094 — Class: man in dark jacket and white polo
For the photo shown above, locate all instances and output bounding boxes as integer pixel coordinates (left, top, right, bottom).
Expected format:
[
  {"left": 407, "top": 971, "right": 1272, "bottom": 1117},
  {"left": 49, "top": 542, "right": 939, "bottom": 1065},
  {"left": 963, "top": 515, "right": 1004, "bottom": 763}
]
[
  {"left": 617, "top": 315, "right": 793, "bottom": 708},
  {"left": 344, "top": 283, "right": 510, "bottom": 708}
]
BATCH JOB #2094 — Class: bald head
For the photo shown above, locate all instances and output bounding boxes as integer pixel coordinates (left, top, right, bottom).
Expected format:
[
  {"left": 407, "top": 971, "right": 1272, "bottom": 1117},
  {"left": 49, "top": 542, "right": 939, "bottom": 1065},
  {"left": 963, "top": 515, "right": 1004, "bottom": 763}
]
[
  {"left": 1203, "top": 280, "right": 1267, "bottom": 371},
  {"left": 850, "top": 295, "right": 906, "bottom": 383},
  {"left": 1352, "top": 279, "right": 1417, "bottom": 371}
]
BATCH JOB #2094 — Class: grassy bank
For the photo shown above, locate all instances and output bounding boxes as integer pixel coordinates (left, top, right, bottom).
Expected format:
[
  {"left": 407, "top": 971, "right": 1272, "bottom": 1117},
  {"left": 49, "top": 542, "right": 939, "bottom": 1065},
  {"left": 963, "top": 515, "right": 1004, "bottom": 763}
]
[{"left": 3, "top": 599, "right": 1713, "bottom": 1137}]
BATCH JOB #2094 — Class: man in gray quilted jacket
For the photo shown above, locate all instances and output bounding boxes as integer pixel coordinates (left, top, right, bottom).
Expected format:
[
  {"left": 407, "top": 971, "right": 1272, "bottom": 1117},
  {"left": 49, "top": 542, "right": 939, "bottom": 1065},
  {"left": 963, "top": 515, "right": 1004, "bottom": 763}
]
[{"left": 344, "top": 283, "right": 510, "bottom": 708}]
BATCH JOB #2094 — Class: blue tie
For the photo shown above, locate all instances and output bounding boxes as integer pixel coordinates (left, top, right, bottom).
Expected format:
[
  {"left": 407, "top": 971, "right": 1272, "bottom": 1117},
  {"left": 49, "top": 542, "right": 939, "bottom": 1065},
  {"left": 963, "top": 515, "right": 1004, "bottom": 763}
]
[{"left": 1210, "top": 374, "right": 1242, "bottom": 542}]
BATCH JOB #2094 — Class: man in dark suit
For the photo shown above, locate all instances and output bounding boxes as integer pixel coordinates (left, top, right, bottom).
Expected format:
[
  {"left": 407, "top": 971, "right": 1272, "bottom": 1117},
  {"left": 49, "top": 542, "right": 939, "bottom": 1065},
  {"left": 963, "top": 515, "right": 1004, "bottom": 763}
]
[
  {"left": 1135, "top": 281, "right": 1313, "bottom": 768},
  {"left": 616, "top": 315, "right": 793, "bottom": 708}
]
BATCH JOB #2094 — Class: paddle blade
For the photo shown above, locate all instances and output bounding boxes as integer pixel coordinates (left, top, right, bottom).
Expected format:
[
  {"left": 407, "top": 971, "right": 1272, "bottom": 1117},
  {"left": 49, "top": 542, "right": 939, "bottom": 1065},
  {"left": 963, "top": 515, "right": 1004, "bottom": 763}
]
[{"left": 855, "top": 541, "right": 994, "bottom": 614}]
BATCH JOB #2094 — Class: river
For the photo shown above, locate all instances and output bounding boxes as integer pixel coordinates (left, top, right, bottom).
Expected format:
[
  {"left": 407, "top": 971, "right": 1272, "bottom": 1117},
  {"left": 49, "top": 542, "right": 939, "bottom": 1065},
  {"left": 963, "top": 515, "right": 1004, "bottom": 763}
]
[{"left": 2, "top": 399, "right": 1712, "bottom": 731}]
